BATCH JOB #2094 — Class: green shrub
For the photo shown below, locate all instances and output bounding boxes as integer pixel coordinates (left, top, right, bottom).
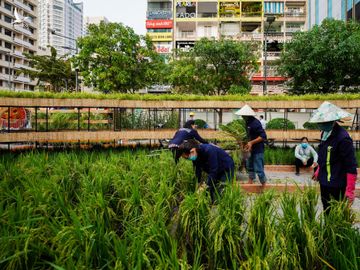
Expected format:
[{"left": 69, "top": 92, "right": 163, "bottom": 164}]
[
  {"left": 303, "top": 121, "right": 318, "bottom": 130},
  {"left": 267, "top": 118, "right": 296, "bottom": 130}
]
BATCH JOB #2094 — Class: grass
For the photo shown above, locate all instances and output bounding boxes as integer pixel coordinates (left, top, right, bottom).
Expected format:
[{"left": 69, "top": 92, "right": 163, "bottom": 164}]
[
  {"left": 1, "top": 89, "right": 360, "bottom": 101},
  {"left": 0, "top": 149, "right": 359, "bottom": 269}
]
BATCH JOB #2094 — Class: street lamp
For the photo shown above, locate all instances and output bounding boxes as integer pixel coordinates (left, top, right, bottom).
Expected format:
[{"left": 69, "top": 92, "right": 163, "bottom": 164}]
[
  {"left": 263, "top": 16, "right": 276, "bottom": 96},
  {"left": 49, "top": 29, "right": 80, "bottom": 92}
]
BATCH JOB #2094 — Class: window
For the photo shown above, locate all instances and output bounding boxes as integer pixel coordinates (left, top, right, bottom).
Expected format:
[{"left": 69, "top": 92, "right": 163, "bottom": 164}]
[
  {"left": 4, "top": 2, "right": 12, "bottom": 11},
  {"left": 4, "top": 68, "right": 12, "bottom": 75},
  {"left": 4, "top": 41, "right": 11, "bottom": 49},
  {"left": 4, "top": 15, "right": 12, "bottom": 23},
  {"left": 29, "top": 39, "right": 34, "bottom": 45},
  {"left": 53, "top": 5, "right": 63, "bottom": 11},
  {"left": 5, "top": 55, "right": 12, "bottom": 62},
  {"left": 4, "top": 29, "right": 11, "bottom": 37}
]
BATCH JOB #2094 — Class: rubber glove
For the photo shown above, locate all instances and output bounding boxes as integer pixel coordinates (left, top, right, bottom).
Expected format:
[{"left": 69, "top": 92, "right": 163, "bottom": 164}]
[
  {"left": 345, "top": 173, "right": 357, "bottom": 203},
  {"left": 312, "top": 165, "right": 320, "bottom": 181}
]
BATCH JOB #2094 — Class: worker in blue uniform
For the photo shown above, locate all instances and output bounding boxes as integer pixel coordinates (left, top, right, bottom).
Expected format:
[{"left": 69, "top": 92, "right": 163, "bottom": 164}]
[
  {"left": 177, "top": 139, "right": 235, "bottom": 203},
  {"left": 310, "top": 101, "right": 358, "bottom": 213},
  {"left": 169, "top": 120, "right": 208, "bottom": 163},
  {"left": 235, "top": 104, "right": 267, "bottom": 185}
]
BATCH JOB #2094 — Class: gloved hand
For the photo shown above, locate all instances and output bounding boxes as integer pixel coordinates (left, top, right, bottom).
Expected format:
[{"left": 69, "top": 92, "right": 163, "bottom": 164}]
[
  {"left": 345, "top": 173, "right": 357, "bottom": 203},
  {"left": 312, "top": 166, "right": 320, "bottom": 181}
]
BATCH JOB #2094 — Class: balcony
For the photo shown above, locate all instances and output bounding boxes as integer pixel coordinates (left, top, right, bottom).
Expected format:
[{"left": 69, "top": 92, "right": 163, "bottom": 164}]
[
  {"left": 176, "top": 31, "right": 196, "bottom": 40},
  {"left": 14, "top": 25, "right": 33, "bottom": 37},
  {"left": 14, "top": 0, "right": 34, "bottom": 14},
  {"left": 239, "top": 32, "right": 263, "bottom": 41},
  {"left": 264, "top": 52, "right": 281, "bottom": 60},
  {"left": 13, "top": 75, "right": 31, "bottom": 83},
  {"left": 13, "top": 50, "right": 24, "bottom": 58},
  {"left": 14, "top": 63, "right": 29, "bottom": 69}
]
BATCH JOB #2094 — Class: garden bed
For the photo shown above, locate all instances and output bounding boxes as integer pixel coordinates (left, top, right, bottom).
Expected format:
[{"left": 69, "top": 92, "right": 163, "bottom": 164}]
[{"left": 0, "top": 149, "right": 359, "bottom": 269}]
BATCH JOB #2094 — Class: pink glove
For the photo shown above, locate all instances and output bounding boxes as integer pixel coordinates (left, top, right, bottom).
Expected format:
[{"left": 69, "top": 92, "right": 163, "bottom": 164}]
[
  {"left": 345, "top": 173, "right": 357, "bottom": 203},
  {"left": 312, "top": 166, "right": 320, "bottom": 181}
]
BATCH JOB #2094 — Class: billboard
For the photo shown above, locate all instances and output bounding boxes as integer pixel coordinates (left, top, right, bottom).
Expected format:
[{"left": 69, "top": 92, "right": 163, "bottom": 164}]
[
  {"left": 176, "top": 41, "right": 195, "bottom": 52},
  {"left": 176, "top": 1, "right": 196, "bottom": 18},
  {"left": 147, "top": 10, "right": 172, "bottom": 20},
  {"left": 155, "top": 44, "right": 172, "bottom": 54},
  {"left": 146, "top": 20, "right": 173, "bottom": 29},
  {"left": 147, "top": 32, "right": 172, "bottom": 42},
  {"left": 0, "top": 107, "right": 30, "bottom": 130},
  {"left": 219, "top": 2, "right": 240, "bottom": 17}
]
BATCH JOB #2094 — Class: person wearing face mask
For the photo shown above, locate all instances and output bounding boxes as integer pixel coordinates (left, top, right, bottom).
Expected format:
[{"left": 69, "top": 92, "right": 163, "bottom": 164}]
[
  {"left": 310, "top": 101, "right": 358, "bottom": 213},
  {"left": 235, "top": 104, "right": 267, "bottom": 186},
  {"left": 168, "top": 120, "right": 208, "bottom": 163},
  {"left": 294, "top": 137, "right": 318, "bottom": 176},
  {"left": 177, "top": 139, "right": 234, "bottom": 203}
]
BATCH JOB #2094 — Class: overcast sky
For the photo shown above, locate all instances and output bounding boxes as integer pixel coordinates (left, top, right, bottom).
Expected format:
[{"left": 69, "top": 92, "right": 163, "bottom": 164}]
[{"left": 83, "top": 0, "right": 147, "bottom": 35}]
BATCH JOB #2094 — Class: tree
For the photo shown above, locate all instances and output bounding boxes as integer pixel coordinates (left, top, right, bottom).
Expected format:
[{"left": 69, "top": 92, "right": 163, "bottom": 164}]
[
  {"left": 20, "top": 46, "right": 76, "bottom": 92},
  {"left": 168, "top": 38, "right": 259, "bottom": 95},
  {"left": 279, "top": 19, "right": 360, "bottom": 94},
  {"left": 74, "top": 22, "right": 165, "bottom": 93}
]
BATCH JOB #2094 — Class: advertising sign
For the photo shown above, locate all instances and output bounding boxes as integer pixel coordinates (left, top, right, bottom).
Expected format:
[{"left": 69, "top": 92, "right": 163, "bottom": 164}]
[
  {"left": 147, "top": 10, "right": 172, "bottom": 20},
  {"left": 176, "top": 41, "right": 195, "bottom": 52},
  {"left": 176, "top": 1, "right": 196, "bottom": 18},
  {"left": 155, "top": 44, "right": 172, "bottom": 54},
  {"left": 0, "top": 107, "right": 30, "bottom": 129},
  {"left": 219, "top": 2, "right": 240, "bottom": 17},
  {"left": 146, "top": 20, "right": 173, "bottom": 29},
  {"left": 148, "top": 32, "right": 172, "bottom": 42}
]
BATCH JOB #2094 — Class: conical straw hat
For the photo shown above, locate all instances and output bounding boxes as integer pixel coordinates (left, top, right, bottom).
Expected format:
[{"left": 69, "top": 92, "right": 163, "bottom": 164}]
[
  {"left": 235, "top": 104, "right": 256, "bottom": 116},
  {"left": 309, "top": 101, "right": 352, "bottom": 123}
]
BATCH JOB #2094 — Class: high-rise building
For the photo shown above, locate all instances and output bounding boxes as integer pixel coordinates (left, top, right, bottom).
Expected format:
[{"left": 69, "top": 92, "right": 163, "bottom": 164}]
[
  {"left": 0, "top": 0, "right": 38, "bottom": 91},
  {"left": 308, "top": 0, "right": 359, "bottom": 28},
  {"left": 38, "top": 0, "right": 83, "bottom": 56},
  {"left": 84, "top": 16, "right": 109, "bottom": 35},
  {"left": 146, "top": 0, "right": 307, "bottom": 95}
]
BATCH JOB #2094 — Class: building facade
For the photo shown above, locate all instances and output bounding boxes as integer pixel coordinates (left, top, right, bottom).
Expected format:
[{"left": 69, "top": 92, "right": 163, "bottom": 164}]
[
  {"left": 146, "top": 0, "right": 307, "bottom": 95},
  {"left": 38, "top": 0, "right": 83, "bottom": 56},
  {"left": 308, "top": 0, "right": 360, "bottom": 28},
  {"left": 0, "top": 0, "right": 37, "bottom": 91}
]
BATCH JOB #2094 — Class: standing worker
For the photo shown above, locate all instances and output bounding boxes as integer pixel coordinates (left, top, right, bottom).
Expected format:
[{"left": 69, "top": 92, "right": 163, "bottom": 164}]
[
  {"left": 294, "top": 137, "right": 318, "bottom": 176},
  {"left": 169, "top": 120, "right": 208, "bottom": 163},
  {"left": 189, "top": 112, "right": 195, "bottom": 121},
  {"left": 177, "top": 139, "right": 235, "bottom": 203},
  {"left": 310, "top": 101, "right": 357, "bottom": 213},
  {"left": 235, "top": 104, "right": 267, "bottom": 185}
]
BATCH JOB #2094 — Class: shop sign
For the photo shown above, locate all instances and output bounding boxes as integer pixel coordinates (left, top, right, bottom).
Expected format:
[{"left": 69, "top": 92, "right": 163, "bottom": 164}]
[
  {"left": 146, "top": 20, "right": 173, "bottom": 29},
  {"left": 176, "top": 41, "right": 195, "bottom": 52},
  {"left": 155, "top": 44, "right": 172, "bottom": 54},
  {"left": 147, "top": 32, "right": 173, "bottom": 41},
  {"left": 147, "top": 10, "right": 172, "bottom": 20}
]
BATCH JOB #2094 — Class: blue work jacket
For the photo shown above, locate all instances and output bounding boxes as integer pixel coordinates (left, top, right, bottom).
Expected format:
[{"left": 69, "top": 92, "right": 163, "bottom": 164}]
[
  {"left": 193, "top": 144, "right": 234, "bottom": 185},
  {"left": 246, "top": 117, "right": 267, "bottom": 154},
  {"left": 169, "top": 128, "right": 207, "bottom": 147},
  {"left": 317, "top": 123, "right": 358, "bottom": 188}
]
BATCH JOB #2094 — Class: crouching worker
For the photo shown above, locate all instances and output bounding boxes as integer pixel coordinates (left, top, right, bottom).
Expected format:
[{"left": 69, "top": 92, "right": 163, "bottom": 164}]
[
  {"left": 294, "top": 137, "right": 318, "bottom": 176},
  {"left": 169, "top": 120, "right": 208, "bottom": 163},
  {"left": 177, "top": 139, "right": 235, "bottom": 203}
]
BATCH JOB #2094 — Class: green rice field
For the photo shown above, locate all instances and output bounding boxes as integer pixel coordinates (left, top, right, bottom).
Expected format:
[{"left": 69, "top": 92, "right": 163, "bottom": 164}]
[{"left": 0, "top": 150, "right": 359, "bottom": 269}]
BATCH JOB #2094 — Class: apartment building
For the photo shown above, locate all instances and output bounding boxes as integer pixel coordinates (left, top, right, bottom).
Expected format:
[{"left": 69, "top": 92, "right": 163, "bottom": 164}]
[
  {"left": 84, "top": 16, "right": 109, "bottom": 35},
  {"left": 146, "top": 1, "right": 307, "bottom": 95},
  {"left": 0, "top": 0, "right": 37, "bottom": 91},
  {"left": 38, "top": 0, "right": 83, "bottom": 56}
]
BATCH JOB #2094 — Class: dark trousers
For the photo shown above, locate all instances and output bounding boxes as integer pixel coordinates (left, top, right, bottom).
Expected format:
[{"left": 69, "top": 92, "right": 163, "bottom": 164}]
[
  {"left": 295, "top": 157, "right": 314, "bottom": 173},
  {"left": 207, "top": 168, "right": 234, "bottom": 203},
  {"left": 320, "top": 185, "right": 346, "bottom": 214}
]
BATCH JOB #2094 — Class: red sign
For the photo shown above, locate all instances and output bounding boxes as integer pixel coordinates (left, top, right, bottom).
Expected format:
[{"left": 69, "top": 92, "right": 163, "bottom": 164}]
[
  {"left": 146, "top": 20, "right": 173, "bottom": 29},
  {"left": 1, "top": 107, "right": 28, "bottom": 129}
]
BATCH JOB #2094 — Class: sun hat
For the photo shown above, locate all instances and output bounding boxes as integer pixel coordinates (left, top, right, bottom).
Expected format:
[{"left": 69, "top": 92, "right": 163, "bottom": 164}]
[
  {"left": 235, "top": 104, "right": 256, "bottom": 116},
  {"left": 189, "top": 112, "right": 195, "bottom": 116},
  {"left": 309, "top": 101, "right": 352, "bottom": 123}
]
